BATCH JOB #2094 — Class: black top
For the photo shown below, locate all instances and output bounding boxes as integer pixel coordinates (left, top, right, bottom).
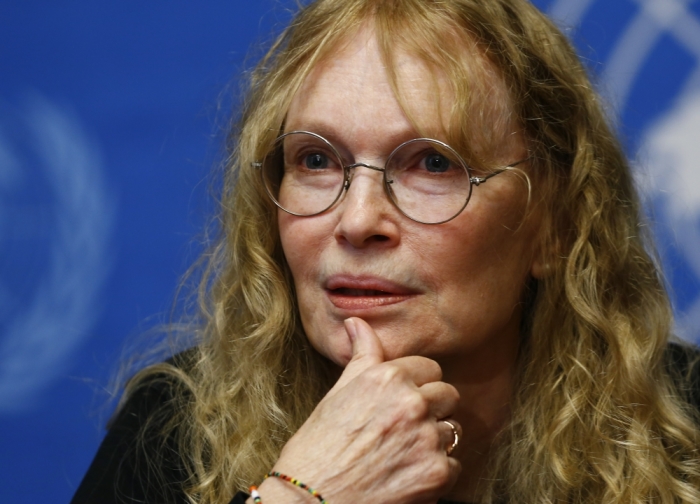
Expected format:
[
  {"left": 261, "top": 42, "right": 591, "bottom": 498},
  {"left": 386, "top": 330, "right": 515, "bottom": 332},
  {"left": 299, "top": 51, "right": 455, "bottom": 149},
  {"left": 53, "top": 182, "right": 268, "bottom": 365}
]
[
  {"left": 71, "top": 374, "right": 192, "bottom": 504},
  {"left": 71, "top": 344, "right": 700, "bottom": 504}
]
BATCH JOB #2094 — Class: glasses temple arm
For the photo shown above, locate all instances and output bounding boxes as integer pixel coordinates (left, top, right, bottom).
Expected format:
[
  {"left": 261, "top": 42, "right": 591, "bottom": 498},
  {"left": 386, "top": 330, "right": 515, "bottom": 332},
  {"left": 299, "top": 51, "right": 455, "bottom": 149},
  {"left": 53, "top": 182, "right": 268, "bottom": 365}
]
[{"left": 469, "top": 156, "right": 530, "bottom": 186}]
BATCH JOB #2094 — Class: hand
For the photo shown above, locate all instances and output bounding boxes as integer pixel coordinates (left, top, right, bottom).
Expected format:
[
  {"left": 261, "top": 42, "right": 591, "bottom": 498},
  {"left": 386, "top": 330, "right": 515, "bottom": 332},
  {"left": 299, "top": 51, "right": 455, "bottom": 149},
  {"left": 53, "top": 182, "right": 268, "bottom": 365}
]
[{"left": 263, "top": 317, "right": 462, "bottom": 504}]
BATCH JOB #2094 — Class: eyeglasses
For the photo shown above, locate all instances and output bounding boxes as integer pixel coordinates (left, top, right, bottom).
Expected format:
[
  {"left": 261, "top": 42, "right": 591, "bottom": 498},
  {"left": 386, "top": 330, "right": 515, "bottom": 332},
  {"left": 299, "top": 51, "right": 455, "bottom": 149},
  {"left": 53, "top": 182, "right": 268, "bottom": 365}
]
[{"left": 254, "top": 131, "right": 528, "bottom": 225}]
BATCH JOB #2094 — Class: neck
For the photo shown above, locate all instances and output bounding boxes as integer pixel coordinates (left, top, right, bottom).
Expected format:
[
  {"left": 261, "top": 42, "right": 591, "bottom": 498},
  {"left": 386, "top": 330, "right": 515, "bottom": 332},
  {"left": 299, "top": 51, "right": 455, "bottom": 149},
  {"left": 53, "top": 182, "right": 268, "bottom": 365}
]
[{"left": 439, "top": 338, "right": 519, "bottom": 502}]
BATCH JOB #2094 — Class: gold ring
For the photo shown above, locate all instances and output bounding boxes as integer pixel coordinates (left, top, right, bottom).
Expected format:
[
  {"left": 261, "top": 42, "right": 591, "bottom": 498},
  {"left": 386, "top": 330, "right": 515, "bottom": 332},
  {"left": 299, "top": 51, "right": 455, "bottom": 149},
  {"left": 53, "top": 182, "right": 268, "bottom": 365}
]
[{"left": 442, "top": 420, "right": 459, "bottom": 456}]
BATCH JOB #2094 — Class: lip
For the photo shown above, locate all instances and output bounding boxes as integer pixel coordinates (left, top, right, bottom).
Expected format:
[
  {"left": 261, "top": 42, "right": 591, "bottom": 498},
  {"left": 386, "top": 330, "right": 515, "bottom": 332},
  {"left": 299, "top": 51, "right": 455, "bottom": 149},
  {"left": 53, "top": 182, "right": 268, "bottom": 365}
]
[{"left": 324, "top": 274, "right": 419, "bottom": 311}]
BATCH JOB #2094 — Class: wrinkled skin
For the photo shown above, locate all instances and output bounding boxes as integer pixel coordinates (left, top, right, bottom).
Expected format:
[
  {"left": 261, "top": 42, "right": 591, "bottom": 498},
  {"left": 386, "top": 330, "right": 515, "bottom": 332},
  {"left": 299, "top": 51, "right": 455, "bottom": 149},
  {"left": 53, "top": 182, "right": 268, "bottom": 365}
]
[{"left": 253, "top": 27, "right": 541, "bottom": 504}]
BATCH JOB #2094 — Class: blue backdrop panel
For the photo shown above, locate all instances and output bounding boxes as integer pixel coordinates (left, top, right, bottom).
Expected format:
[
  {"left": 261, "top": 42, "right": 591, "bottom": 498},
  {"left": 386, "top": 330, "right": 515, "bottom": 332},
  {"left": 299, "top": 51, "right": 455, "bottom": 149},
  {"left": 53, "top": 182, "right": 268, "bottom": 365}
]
[{"left": 0, "top": 1, "right": 699, "bottom": 503}]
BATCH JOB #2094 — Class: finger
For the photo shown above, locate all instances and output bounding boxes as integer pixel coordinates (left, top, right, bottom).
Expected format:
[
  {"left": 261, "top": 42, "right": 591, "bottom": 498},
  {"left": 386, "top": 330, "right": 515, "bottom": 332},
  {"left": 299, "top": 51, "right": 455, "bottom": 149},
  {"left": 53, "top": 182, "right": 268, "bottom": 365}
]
[
  {"left": 419, "top": 381, "right": 460, "bottom": 419},
  {"left": 428, "top": 448, "right": 462, "bottom": 499},
  {"left": 446, "top": 455, "right": 462, "bottom": 489},
  {"left": 331, "top": 318, "right": 385, "bottom": 391},
  {"left": 388, "top": 355, "right": 443, "bottom": 387}
]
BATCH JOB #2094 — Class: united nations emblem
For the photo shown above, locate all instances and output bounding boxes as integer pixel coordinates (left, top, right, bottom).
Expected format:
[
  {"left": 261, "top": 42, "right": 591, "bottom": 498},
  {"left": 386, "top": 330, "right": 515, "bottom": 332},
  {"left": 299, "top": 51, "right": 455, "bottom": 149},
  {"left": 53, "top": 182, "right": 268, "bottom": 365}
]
[
  {"left": 0, "top": 94, "right": 114, "bottom": 412},
  {"left": 550, "top": 0, "right": 700, "bottom": 342}
]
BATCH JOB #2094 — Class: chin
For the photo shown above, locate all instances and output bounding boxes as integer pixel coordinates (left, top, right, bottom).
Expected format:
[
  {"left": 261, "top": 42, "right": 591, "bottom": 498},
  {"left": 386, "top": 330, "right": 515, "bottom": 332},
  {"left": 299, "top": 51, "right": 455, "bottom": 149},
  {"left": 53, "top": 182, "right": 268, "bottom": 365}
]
[
  {"left": 319, "top": 347, "right": 352, "bottom": 369},
  {"left": 307, "top": 330, "right": 353, "bottom": 368}
]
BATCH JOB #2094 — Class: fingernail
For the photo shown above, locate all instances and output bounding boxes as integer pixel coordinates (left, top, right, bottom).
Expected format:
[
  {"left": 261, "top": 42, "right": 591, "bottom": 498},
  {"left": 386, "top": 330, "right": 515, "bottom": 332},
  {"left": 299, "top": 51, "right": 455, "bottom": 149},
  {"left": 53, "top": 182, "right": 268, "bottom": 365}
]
[{"left": 344, "top": 318, "right": 357, "bottom": 341}]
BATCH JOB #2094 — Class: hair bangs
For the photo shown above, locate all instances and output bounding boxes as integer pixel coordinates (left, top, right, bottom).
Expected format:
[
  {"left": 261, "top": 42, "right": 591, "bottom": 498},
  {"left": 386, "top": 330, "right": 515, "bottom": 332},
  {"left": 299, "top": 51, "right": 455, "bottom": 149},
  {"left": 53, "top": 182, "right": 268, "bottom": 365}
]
[{"left": 372, "top": 1, "right": 521, "bottom": 172}]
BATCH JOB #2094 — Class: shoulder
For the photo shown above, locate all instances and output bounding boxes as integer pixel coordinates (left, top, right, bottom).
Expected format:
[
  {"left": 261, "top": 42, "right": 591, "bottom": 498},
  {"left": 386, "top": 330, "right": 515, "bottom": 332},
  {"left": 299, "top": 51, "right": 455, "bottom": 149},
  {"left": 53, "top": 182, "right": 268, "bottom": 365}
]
[
  {"left": 71, "top": 348, "right": 198, "bottom": 504},
  {"left": 105, "top": 348, "right": 197, "bottom": 439}
]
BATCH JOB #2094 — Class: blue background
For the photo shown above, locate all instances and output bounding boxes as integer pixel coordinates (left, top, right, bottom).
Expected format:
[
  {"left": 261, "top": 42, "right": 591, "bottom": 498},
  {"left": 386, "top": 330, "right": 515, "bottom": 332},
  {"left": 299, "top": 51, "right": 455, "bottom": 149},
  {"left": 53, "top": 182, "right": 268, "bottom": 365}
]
[{"left": 1, "top": 1, "right": 699, "bottom": 502}]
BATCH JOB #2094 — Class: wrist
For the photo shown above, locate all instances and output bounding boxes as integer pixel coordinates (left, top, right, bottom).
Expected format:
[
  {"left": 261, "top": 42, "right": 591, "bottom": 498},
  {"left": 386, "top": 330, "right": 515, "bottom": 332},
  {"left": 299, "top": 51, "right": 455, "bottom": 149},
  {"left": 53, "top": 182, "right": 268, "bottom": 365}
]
[{"left": 248, "top": 476, "right": 313, "bottom": 504}]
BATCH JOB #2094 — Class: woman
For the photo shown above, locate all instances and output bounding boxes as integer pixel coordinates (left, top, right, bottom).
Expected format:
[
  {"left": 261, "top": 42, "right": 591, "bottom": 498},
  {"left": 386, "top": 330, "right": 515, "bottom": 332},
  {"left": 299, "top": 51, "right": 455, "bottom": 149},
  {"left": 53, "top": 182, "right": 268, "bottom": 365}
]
[{"left": 72, "top": 0, "right": 700, "bottom": 503}]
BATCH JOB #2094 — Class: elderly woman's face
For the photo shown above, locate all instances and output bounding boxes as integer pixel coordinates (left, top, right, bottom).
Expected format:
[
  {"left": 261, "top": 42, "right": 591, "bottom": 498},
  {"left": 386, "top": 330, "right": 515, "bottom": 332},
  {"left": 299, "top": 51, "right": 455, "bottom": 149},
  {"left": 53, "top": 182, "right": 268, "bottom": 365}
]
[{"left": 279, "top": 28, "right": 542, "bottom": 380}]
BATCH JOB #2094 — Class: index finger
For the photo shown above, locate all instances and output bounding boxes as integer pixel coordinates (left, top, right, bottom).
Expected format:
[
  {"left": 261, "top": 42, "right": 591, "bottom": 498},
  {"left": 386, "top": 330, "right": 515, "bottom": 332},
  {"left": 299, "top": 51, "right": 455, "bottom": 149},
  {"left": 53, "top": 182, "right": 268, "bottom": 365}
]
[{"left": 388, "top": 355, "right": 443, "bottom": 387}]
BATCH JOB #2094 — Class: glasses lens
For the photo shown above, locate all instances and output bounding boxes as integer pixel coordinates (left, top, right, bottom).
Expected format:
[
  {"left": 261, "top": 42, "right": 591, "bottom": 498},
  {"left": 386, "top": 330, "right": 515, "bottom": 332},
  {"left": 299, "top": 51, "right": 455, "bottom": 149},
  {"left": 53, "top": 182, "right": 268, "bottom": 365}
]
[
  {"left": 385, "top": 139, "right": 472, "bottom": 223},
  {"left": 262, "top": 132, "right": 345, "bottom": 216}
]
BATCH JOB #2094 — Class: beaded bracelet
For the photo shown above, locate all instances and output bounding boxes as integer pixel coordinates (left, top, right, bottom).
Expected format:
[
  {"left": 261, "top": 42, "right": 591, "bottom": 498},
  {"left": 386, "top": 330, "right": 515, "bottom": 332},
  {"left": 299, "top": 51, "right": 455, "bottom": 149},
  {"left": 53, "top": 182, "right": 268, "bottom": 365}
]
[
  {"left": 249, "top": 485, "right": 262, "bottom": 503},
  {"left": 264, "top": 471, "right": 329, "bottom": 504}
]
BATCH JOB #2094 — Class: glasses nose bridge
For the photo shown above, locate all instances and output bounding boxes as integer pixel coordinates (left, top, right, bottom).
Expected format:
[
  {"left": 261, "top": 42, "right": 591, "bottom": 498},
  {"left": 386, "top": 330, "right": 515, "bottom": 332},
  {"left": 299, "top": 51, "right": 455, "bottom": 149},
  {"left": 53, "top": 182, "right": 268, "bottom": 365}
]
[{"left": 342, "top": 161, "right": 386, "bottom": 189}]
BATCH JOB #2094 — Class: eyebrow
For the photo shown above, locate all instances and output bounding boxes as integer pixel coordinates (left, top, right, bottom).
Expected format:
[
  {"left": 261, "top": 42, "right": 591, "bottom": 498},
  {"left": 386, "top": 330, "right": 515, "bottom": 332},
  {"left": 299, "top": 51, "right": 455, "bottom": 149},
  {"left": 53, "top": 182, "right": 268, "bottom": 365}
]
[{"left": 283, "top": 120, "right": 439, "bottom": 151}]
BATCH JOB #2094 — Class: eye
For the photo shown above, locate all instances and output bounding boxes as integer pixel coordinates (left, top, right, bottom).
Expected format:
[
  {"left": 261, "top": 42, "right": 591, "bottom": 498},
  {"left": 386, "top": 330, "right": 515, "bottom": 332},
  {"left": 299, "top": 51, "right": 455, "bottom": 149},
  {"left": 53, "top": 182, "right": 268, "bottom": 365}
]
[
  {"left": 424, "top": 153, "right": 451, "bottom": 173},
  {"left": 305, "top": 153, "right": 329, "bottom": 169}
]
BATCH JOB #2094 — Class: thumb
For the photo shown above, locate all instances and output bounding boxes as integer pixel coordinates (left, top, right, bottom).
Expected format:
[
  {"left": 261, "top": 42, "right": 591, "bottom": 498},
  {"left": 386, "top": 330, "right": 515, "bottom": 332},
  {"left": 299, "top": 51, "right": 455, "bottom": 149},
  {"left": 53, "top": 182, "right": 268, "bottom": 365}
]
[
  {"left": 331, "top": 318, "right": 385, "bottom": 391},
  {"left": 346, "top": 317, "right": 384, "bottom": 363}
]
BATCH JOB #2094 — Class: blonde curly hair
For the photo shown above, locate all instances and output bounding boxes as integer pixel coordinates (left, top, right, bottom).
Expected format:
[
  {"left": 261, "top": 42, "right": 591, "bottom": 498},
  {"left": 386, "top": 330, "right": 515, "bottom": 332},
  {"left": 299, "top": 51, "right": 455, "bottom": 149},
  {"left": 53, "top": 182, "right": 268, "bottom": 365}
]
[{"left": 124, "top": 1, "right": 700, "bottom": 503}]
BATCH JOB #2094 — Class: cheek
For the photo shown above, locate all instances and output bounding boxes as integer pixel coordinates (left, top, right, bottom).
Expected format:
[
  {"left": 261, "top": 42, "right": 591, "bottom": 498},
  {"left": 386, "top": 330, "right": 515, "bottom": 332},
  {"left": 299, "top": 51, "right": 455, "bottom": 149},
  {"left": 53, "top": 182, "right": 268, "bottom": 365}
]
[
  {"left": 279, "top": 217, "right": 315, "bottom": 325},
  {"left": 279, "top": 214, "right": 351, "bottom": 364},
  {"left": 419, "top": 205, "right": 536, "bottom": 306},
  {"left": 279, "top": 215, "right": 319, "bottom": 277},
  {"left": 406, "top": 218, "right": 490, "bottom": 285},
  {"left": 278, "top": 213, "right": 331, "bottom": 313}
]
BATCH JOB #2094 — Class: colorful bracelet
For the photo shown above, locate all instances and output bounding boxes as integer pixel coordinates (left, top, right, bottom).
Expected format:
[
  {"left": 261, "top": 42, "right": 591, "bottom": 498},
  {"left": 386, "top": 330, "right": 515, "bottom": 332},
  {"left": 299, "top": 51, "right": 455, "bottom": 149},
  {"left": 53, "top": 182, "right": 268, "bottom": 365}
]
[
  {"left": 249, "top": 485, "right": 262, "bottom": 503},
  {"left": 264, "top": 471, "right": 329, "bottom": 504}
]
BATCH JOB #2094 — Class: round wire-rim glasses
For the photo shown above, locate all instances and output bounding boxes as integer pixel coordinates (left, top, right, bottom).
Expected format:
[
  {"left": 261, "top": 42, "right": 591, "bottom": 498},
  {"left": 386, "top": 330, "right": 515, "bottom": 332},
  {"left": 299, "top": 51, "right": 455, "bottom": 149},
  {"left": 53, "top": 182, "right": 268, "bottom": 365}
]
[{"left": 253, "top": 130, "right": 529, "bottom": 225}]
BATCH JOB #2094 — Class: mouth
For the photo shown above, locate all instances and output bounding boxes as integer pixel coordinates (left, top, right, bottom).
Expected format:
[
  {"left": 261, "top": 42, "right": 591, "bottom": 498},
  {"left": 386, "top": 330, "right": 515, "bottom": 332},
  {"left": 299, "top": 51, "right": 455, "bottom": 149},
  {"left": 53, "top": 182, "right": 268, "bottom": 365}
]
[
  {"left": 331, "top": 287, "right": 395, "bottom": 296},
  {"left": 324, "top": 275, "right": 418, "bottom": 311}
]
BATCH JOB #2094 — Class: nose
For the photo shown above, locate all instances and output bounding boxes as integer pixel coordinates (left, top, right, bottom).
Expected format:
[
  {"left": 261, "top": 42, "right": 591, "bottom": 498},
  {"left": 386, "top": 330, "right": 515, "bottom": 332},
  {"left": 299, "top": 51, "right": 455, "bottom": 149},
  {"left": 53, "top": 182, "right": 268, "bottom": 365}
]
[{"left": 333, "top": 164, "right": 401, "bottom": 249}]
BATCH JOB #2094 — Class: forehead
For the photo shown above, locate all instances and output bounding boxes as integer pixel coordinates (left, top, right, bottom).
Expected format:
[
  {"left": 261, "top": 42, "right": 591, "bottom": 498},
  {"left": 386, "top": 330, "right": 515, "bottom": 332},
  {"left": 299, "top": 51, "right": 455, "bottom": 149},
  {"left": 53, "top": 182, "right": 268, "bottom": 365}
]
[
  {"left": 285, "top": 25, "right": 519, "bottom": 161},
  {"left": 286, "top": 30, "right": 438, "bottom": 141}
]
